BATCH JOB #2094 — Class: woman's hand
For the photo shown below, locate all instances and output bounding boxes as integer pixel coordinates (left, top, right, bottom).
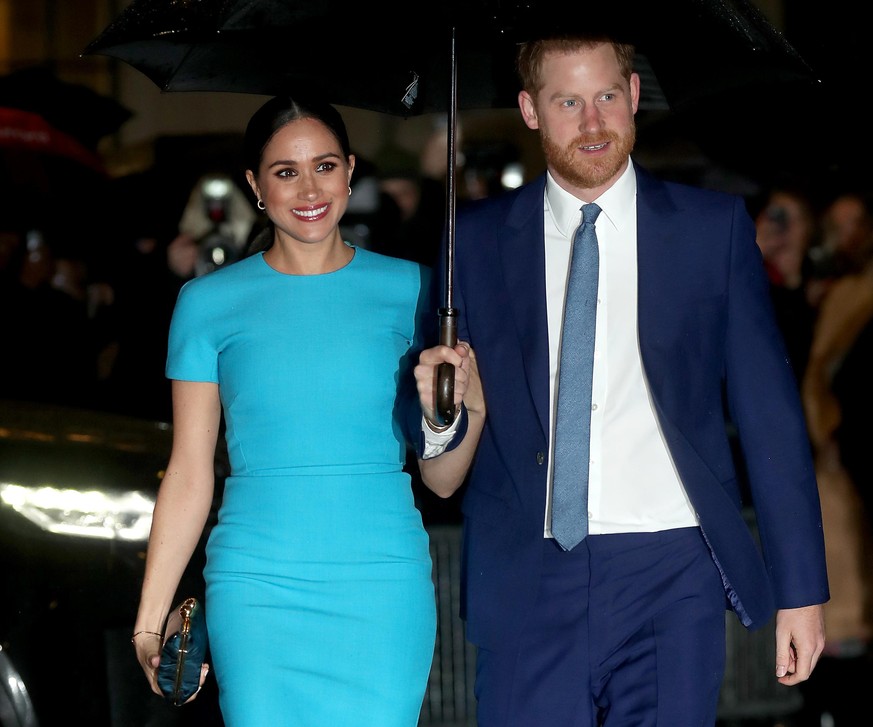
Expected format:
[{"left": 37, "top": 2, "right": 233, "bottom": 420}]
[
  {"left": 415, "top": 341, "right": 481, "bottom": 427},
  {"left": 131, "top": 631, "right": 210, "bottom": 702},
  {"left": 131, "top": 630, "right": 164, "bottom": 697},
  {"left": 415, "top": 341, "right": 486, "bottom": 497}
]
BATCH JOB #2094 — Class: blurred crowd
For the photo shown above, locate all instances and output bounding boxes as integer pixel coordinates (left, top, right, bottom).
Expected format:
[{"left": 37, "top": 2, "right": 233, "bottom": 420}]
[{"left": 750, "top": 182, "right": 873, "bottom": 727}]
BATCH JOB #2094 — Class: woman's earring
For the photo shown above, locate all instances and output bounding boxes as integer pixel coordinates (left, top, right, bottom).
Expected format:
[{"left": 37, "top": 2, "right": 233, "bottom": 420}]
[
  {"left": 257, "top": 199, "right": 266, "bottom": 210},
  {"left": 348, "top": 186, "right": 352, "bottom": 197}
]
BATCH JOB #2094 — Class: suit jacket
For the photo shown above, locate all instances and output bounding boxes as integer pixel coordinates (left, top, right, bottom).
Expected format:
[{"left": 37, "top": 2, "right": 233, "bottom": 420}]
[{"left": 431, "top": 161, "right": 829, "bottom": 650}]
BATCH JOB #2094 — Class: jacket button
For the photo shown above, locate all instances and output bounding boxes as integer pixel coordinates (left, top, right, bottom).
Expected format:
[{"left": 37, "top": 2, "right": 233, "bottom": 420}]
[{"left": 536, "top": 451, "right": 545, "bottom": 465}]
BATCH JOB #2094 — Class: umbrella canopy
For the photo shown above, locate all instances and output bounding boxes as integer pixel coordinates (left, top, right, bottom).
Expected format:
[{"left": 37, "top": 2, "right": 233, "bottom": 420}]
[
  {"left": 83, "top": 0, "right": 814, "bottom": 116},
  {"left": 83, "top": 0, "right": 818, "bottom": 422},
  {"left": 0, "top": 66, "right": 132, "bottom": 151},
  {"left": 0, "top": 66, "right": 131, "bottom": 186},
  {"left": 0, "top": 67, "right": 131, "bottom": 262},
  {"left": 0, "top": 107, "right": 106, "bottom": 174}
]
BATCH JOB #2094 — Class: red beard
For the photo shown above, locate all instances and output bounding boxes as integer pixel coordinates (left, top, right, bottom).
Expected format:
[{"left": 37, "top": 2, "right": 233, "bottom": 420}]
[{"left": 541, "top": 126, "right": 636, "bottom": 191}]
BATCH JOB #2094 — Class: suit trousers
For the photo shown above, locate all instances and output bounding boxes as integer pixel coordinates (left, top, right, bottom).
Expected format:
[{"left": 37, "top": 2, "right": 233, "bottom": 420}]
[{"left": 474, "top": 527, "right": 727, "bottom": 727}]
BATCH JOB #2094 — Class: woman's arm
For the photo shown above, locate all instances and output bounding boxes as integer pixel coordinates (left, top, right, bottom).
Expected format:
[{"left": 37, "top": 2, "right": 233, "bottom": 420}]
[
  {"left": 416, "top": 342, "right": 486, "bottom": 498},
  {"left": 131, "top": 379, "right": 221, "bottom": 696}
]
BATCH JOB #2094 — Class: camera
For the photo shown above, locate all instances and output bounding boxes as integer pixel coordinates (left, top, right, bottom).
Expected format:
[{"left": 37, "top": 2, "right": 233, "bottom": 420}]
[{"left": 177, "top": 174, "right": 255, "bottom": 278}]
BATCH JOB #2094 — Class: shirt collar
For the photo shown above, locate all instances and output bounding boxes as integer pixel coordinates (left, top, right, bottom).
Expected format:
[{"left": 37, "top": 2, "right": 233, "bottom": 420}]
[{"left": 545, "top": 160, "right": 637, "bottom": 237}]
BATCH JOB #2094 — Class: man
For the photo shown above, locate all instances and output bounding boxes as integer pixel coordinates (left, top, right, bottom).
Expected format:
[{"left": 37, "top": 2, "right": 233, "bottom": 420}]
[{"left": 414, "top": 35, "right": 828, "bottom": 726}]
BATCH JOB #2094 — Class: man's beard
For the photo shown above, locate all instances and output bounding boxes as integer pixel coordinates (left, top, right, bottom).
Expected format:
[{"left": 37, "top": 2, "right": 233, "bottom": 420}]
[{"left": 541, "top": 126, "right": 635, "bottom": 190}]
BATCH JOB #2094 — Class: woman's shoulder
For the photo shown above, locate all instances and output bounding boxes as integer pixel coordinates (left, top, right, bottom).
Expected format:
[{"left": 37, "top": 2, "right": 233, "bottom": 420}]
[
  {"left": 180, "top": 253, "right": 264, "bottom": 291},
  {"left": 355, "top": 246, "right": 427, "bottom": 276},
  {"left": 353, "top": 247, "right": 432, "bottom": 302}
]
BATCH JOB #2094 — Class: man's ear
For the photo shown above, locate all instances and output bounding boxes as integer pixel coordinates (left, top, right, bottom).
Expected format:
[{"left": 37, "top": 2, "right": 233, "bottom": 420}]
[
  {"left": 629, "top": 72, "right": 641, "bottom": 115},
  {"left": 518, "top": 90, "right": 539, "bottom": 130}
]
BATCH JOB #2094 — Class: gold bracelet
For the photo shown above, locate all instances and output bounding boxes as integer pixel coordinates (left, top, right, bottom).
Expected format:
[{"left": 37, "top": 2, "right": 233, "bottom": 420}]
[
  {"left": 425, "top": 405, "right": 462, "bottom": 433},
  {"left": 130, "top": 630, "right": 162, "bottom": 644}
]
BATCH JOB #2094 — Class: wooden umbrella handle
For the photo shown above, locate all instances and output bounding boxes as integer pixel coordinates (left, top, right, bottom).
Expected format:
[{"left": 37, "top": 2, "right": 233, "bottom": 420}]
[{"left": 435, "top": 308, "right": 457, "bottom": 426}]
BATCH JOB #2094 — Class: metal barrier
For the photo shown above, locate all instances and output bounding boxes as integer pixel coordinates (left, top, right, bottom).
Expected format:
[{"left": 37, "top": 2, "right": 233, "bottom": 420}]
[
  {"left": 421, "top": 522, "right": 803, "bottom": 727},
  {"left": 719, "top": 612, "right": 803, "bottom": 724},
  {"left": 422, "top": 525, "right": 477, "bottom": 727}
]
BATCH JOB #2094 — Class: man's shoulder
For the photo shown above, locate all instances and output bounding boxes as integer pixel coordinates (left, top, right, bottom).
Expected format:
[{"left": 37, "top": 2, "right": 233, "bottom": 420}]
[
  {"left": 457, "top": 174, "right": 546, "bottom": 220},
  {"left": 634, "top": 160, "right": 742, "bottom": 207}
]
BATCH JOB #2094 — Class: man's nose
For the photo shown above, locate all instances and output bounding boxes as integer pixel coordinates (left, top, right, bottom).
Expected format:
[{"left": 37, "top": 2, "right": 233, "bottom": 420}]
[{"left": 579, "top": 105, "right": 603, "bottom": 133}]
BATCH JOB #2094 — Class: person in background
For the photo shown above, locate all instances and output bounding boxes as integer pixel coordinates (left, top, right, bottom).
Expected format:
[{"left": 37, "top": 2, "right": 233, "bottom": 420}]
[
  {"left": 806, "top": 190, "right": 873, "bottom": 308},
  {"left": 803, "top": 189, "right": 873, "bottom": 513},
  {"left": 91, "top": 169, "right": 187, "bottom": 422},
  {"left": 797, "top": 189, "right": 873, "bottom": 726},
  {"left": 373, "top": 142, "right": 449, "bottom": 268},
  {"left": 0, "top": 226, "right": 96, "bottom": 406},
  {"left": 129, "top": 95, "right": 465, "bottom": 726},
  {"left": 753, "top": 184, "right": 820, "bottom": 384},
  {"left": 414, "top": 34, "right": 828, "bottom": 727},
  {"left": 338, "top": 154, "right": 413, "bottom": 256}
]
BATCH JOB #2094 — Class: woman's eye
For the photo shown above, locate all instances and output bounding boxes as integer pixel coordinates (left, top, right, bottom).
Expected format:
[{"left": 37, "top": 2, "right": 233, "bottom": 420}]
[
  {"left": 317, "top": 162, "right": 337, "bottom": 173},
  {"left": 276, "top": 168, "right": 296, "bottom": 178}
]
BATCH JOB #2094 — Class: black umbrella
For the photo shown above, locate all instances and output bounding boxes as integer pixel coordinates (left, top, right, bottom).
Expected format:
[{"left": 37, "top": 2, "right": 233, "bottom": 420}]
[
  {"left": 0, "top": 67, "right": 132, "bottom": 259},
  {"left": 82, "top": 1, "right": 813, "bottom": 112},
  {"left": 0, "top": 66, "right": 132, "bottom": 151},
  {"left": 83, "top": 0, "right": 817, "bottom": 423}
]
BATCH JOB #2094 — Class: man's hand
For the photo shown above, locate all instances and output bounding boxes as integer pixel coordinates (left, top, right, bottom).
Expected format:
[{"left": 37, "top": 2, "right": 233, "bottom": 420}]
[{"left": 774, "top": 604, "right": 825, "bottom": 685}]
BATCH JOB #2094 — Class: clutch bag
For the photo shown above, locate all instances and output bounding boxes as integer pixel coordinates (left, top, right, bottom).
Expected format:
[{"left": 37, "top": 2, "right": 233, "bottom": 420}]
[{"left": 157, "top": 597, "right": 208, "bottom": 706}]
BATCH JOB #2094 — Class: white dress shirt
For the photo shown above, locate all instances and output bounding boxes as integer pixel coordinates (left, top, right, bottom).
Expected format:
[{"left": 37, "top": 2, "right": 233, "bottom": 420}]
[
  {"left": 424, "top": 161, "right": 699, "bottom": 537},
  {"left": 544, "top": 163, "right": 698, "bottom": 536}
]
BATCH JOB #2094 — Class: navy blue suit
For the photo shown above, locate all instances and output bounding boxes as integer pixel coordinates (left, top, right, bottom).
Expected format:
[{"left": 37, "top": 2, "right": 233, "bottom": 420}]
[{"left": 427, "top": 162, "right": 829, "bottom": 723}]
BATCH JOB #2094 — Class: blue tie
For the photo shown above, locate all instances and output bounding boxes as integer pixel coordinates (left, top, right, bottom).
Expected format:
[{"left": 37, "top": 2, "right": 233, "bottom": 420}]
[{"left": 551, "top": 202, "right": 601, "bottom": 551}]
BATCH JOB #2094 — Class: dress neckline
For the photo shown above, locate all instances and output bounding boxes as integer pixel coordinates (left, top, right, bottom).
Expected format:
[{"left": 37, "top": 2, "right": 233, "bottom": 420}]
[{"left": 258, "top": 244, "right": 357, "bottom": 277}]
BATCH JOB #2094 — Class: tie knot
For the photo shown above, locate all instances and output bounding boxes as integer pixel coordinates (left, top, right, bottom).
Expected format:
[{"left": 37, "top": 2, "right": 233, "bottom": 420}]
[{"left": 581, "top": 203, "right": 601, "bottom": 225}]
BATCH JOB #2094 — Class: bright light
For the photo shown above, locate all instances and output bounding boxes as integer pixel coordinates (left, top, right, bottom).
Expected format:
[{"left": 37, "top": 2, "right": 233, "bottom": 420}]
[
  {"left": 0, "top": 644, "right": 35, "bottom": 723},
  {"left": 210, "top": 246, "right": 226, "bottom": 265},
  {"left": 0, "top": 482, "right": 154, "bottom": 541},
  {"left": 202, "top": 176, "right": 231, "bottom": 199},
  {"left": 501, "top": 162, "right": 524, "bottom": 190}
]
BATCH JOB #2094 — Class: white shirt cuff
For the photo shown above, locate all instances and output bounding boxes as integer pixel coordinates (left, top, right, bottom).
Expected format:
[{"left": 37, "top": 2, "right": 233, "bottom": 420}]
[{"left": 421, "top": 414, "right": 461, "bottom": 459}]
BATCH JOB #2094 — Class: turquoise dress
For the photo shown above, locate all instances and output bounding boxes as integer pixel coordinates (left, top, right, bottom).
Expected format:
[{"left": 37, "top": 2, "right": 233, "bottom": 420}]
[{"left": 166, "top": 247, "right": 436, "bottom": 727}]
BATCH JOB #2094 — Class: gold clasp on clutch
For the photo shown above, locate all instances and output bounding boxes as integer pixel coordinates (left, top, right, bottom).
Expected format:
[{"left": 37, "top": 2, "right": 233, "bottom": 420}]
[
  {"left": 179, "top": 597, "right": 196, "bottom": 637},
  {"left": 173, "top": 597, "right": 197, "bottom": 699}
]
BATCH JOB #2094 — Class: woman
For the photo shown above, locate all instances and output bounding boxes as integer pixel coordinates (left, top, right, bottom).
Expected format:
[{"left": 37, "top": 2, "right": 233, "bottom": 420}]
[{"left": 130, "top": 95, "right": 460, "bottom": 726}]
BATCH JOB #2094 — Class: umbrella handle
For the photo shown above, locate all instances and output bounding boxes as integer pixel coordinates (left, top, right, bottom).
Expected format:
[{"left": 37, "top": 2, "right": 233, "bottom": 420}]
[{"left": 435, "top": 308, "right": 458, "bottom": 426}]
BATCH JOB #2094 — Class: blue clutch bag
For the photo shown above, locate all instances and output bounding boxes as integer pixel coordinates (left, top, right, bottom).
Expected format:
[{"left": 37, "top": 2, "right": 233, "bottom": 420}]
[{"left": 157, "top": 597, "right": 208, "bottom": 706}]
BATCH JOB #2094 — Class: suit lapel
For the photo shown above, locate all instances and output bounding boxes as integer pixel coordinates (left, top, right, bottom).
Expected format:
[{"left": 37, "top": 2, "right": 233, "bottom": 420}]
[
  {"left": 634, "top": 163, "right": 685, "bottom": 408},
  {"left": 499, "top": 176, "right": 551, "bottom": 439}
]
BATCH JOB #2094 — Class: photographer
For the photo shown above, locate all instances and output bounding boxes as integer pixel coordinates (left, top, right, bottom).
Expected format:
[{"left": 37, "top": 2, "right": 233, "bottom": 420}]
[{"left": 168, "top": 173, "right": 259, "bottom": 280}]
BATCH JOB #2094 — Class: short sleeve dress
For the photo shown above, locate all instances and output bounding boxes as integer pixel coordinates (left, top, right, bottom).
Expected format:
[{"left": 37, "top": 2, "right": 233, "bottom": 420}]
[{"left": 166, "top": 246, "right": 436, "bottom": 727}]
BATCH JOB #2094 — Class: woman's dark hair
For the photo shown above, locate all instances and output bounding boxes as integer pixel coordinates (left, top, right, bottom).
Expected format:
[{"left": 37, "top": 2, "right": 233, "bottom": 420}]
[{"left": 243, "top": 95, "right": 351, "bottom": 175}]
